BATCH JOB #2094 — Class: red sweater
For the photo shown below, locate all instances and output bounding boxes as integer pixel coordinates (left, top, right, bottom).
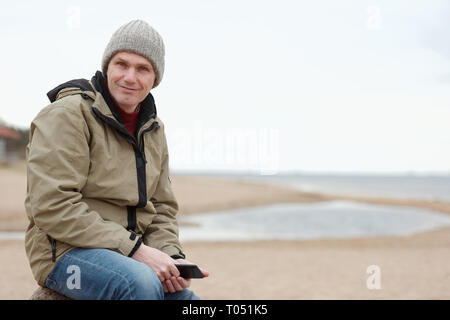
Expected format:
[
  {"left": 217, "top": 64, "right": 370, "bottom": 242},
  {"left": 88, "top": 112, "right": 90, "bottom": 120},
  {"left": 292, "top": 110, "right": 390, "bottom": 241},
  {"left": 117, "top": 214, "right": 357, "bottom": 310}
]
[{"left": 116, "top": 103, "right": 141, "bottom": 137}]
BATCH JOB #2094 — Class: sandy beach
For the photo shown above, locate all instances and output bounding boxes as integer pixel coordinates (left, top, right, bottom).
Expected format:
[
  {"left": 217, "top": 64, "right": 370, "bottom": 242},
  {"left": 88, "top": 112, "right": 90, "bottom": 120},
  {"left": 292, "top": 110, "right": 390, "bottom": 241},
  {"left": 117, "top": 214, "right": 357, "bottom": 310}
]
[{"left": 0, "top": 161, "right": 449, "bottom": 300}]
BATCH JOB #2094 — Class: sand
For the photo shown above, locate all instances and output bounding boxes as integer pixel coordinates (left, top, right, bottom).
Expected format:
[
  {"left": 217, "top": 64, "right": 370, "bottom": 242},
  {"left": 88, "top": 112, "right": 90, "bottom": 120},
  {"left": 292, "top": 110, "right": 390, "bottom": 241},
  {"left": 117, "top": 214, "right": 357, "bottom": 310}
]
[{"left": 0, "top": 161, "right": 449, "bottom": 300}]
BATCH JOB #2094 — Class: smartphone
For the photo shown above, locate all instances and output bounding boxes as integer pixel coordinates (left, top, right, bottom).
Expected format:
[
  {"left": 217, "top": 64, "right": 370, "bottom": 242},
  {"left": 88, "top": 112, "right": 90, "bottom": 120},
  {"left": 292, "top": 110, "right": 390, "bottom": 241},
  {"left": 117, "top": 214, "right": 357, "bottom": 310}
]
[{"left": 175, "top": 264, "right": 204, "bottom": 279}]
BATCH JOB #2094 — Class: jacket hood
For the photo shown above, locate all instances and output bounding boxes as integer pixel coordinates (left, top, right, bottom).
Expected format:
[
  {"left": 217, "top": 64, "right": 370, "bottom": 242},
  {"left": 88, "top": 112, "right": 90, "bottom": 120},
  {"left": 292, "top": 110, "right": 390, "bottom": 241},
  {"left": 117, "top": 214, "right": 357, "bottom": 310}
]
[{"left": 47, "top": 78, "right": 95, "bottom": 103}]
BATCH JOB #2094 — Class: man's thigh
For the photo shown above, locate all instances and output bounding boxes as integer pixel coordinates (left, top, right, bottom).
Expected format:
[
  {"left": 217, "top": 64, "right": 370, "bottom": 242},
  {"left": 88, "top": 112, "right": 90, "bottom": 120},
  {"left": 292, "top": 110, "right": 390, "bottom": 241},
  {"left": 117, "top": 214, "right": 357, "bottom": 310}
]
[{"left": 45, "top": 248, "right": 162, "bottom": 300}]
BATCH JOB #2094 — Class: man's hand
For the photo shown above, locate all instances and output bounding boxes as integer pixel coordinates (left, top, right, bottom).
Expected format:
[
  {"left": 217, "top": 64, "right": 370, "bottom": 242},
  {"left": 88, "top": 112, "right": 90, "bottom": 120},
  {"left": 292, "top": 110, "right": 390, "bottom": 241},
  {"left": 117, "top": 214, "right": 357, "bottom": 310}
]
[
  {"left": 131, "top": 244, "right": 209, "bottom": 294},
  {"left": 131, "top": 243, "right": 180, "bottom": 282},
  {"left": 162, "top": 258, "right": 210, "bottom": 294}
]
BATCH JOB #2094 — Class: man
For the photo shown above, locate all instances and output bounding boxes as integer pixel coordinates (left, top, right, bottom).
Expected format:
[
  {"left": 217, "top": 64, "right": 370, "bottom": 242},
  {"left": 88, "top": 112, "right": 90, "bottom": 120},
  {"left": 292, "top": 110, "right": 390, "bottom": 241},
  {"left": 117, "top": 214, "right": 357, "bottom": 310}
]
[{"left": 24, "top": 19, "right": 208, "bottom": 300}]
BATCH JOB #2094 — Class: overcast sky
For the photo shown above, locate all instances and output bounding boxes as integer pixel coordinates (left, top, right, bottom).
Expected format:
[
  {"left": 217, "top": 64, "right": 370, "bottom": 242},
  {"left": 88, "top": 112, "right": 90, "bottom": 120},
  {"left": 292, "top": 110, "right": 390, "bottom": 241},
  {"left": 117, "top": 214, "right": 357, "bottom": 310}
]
[{"left": 1, "top": 0, "right": 449, "bottom": 174}]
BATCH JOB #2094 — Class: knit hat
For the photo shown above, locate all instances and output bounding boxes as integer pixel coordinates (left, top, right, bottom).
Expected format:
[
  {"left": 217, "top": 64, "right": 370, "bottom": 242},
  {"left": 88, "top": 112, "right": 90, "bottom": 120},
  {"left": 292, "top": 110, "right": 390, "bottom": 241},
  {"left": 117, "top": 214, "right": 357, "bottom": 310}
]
[{"left": 102, "top": 20, "right": 165, "bottom": 88}]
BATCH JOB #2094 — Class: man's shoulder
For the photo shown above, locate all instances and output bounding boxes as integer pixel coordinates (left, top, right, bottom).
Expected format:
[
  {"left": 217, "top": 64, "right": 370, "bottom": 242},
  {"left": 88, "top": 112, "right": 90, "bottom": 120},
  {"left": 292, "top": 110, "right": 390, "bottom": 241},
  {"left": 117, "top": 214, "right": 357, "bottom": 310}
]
[
  {"left": 31, "top": 94, "right": 98, "bottom": 134},
  {"left": 36, "top": 77, "right": 97, "bottom": 119},
  {"left": 35, "top": 94, "right": 92, "bottom": 120}
]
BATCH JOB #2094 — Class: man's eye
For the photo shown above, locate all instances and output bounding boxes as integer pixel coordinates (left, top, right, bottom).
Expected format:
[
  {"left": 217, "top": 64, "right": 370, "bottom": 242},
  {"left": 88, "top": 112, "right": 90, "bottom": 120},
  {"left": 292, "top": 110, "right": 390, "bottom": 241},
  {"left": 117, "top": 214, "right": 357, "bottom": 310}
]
[
  {"left": 117, "top": 62, "right": 126, "bottom": 67},
  {"left": 140, "top": 67, "right": 149, "bottom": 72}
]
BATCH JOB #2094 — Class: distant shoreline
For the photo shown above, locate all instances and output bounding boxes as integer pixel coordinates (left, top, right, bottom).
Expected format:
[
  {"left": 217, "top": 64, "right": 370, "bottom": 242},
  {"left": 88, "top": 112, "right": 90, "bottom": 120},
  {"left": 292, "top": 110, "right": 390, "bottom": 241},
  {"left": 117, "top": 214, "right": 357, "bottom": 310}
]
[{"left": 172, "top": 169, "right": 450, "bottom": 178}]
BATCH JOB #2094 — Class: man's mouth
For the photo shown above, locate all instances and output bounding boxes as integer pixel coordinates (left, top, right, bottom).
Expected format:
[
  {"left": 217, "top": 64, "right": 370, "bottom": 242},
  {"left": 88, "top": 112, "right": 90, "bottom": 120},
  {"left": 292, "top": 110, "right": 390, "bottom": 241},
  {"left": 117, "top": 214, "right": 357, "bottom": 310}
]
[{"left": 119, "top": 85, "right": 137, "bottom": 92}]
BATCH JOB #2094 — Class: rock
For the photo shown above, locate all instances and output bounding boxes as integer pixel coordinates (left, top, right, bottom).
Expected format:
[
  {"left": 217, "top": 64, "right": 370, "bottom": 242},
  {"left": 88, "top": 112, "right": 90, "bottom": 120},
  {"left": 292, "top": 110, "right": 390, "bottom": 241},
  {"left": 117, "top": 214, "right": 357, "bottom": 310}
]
[{"left": 29, "top": 286, "right": 71, "bottom": 300}]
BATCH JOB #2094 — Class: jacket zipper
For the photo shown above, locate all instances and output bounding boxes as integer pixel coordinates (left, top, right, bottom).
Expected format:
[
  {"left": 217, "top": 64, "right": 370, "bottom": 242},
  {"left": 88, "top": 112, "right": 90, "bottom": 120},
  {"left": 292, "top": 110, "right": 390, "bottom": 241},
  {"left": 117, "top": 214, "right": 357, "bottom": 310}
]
[
  {"left": 134, "top": 121, "right": 160, "bottom": 209},
  {"left": 92, "top": 107, "right": 160, "bottom": 230}
]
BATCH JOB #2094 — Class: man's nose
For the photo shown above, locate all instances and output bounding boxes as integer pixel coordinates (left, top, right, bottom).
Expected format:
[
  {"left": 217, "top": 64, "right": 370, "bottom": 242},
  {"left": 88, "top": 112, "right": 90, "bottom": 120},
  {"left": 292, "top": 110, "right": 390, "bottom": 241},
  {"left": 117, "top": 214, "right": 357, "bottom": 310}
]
[{"left": 123, "top": 68, "right": 137, "bottom": 83}]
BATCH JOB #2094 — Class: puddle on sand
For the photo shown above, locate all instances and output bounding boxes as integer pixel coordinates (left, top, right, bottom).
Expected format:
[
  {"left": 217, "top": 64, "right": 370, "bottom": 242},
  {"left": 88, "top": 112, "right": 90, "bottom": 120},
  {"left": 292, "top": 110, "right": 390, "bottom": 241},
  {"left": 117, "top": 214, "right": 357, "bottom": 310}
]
[{"left": 179, "top": 201, "right": 450, "bottom": 242}]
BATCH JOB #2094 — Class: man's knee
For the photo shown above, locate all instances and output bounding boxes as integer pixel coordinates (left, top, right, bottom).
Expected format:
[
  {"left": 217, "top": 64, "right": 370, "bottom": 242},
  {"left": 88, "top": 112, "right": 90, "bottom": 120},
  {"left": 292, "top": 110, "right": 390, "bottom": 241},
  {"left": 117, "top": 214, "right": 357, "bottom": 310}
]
[{"left": 126, "top": 264, "right": 164, "bottom": 300}]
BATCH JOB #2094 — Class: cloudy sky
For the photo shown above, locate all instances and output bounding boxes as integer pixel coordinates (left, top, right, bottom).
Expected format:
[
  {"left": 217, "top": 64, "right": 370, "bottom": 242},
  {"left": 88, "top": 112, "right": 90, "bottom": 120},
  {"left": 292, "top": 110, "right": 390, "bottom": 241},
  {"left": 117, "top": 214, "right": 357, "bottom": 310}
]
[{"left": 1, "top": 0, "right": 449, "bottom": 174}]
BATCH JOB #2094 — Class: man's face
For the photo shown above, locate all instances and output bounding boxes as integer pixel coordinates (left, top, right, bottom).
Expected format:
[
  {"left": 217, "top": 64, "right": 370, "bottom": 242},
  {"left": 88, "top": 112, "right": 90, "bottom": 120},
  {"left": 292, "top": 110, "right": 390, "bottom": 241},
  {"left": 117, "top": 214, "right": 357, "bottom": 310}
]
[{"left": 106, "top": 51, "right": 156, "bottom": 113}]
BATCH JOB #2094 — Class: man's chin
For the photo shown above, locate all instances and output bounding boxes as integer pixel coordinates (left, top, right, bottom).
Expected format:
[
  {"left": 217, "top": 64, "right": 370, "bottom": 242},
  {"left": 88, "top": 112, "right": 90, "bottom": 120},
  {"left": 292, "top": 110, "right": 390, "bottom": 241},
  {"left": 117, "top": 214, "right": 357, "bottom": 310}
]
[{"left": 115, "top": 99, "right": 139, "bottom": 111}]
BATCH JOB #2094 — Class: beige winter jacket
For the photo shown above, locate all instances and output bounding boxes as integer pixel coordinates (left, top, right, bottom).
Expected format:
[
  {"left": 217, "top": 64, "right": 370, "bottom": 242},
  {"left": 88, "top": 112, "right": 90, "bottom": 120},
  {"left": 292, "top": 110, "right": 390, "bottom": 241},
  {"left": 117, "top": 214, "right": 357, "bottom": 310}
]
[{"left": 24, "top": 71, "right": 184, "bottom": 286}]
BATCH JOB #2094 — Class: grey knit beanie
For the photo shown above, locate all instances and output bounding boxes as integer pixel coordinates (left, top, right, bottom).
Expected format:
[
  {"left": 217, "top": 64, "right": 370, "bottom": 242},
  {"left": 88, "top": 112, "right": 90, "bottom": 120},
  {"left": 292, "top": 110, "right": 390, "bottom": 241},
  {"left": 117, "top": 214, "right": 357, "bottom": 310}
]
[{"left": 102, "top": 19, "right": 165, "bottom": 88}]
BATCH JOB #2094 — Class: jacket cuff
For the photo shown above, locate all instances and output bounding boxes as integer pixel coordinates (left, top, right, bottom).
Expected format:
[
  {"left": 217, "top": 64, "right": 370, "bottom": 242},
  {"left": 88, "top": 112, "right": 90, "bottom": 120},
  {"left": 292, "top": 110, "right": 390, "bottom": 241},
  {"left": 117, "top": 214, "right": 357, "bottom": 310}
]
[
  {"left": 170, "top": 251, "right": 186, "bottom": 260},
  {"left": 118, "top": 231, "right": 142, "bottom": 257},
  {"left": 128, "top": 237, "right": 143, "bottom": 257}
]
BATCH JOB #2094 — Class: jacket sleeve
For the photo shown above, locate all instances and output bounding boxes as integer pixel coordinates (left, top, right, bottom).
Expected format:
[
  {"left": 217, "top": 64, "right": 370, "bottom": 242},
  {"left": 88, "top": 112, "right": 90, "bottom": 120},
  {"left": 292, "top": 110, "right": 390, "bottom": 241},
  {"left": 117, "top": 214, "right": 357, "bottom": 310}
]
[
  {"left": 143, "top": 127, "right": 184, "bottom": 258},
  {"left": 27, "top": 105, "right": 140, "bottom": 257}
]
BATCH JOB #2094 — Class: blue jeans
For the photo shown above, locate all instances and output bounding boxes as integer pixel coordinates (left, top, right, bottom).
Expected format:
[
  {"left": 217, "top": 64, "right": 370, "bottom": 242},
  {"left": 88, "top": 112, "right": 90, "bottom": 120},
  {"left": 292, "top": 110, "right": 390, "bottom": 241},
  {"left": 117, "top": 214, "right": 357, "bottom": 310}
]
[{"left": 45, "top": 248, "right": 201, "bottom": 300}]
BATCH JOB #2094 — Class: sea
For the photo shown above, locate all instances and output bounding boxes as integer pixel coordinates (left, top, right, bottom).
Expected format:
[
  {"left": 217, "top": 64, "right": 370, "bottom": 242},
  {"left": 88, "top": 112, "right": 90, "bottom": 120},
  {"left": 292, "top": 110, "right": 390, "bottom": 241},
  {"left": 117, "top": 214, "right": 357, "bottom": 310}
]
[{"left": 217, "top": 172, "right": 450, "bottom": 202}]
